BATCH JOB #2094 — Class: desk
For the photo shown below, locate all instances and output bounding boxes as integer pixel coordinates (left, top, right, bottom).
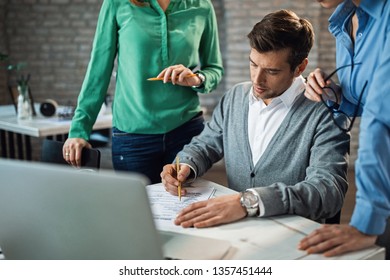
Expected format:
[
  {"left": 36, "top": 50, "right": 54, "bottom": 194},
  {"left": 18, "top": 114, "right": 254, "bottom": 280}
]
[
  {"left": 0, "top": 104, "right": 112, "bottom": 160},
  {"left": 156, "top": 180, "right": 385, "bottom": 260},
  {"left": 0, "top": 177, "right": 385, "bottom": 260}
]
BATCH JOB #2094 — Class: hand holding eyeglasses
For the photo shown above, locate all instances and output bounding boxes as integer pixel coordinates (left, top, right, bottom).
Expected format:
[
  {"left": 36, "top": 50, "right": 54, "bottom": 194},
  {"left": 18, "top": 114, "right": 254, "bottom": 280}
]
[
  {"left": 304, "top": 63, "right": 367, "bottom": 132},
  {"left": 304, "top": 68, "right": 341, "bottom": 104}
]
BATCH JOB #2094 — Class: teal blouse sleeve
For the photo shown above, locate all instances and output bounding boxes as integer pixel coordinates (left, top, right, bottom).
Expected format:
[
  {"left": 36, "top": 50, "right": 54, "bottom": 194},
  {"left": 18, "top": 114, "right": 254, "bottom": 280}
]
[
  {"left": 193, "top": 1, "right": 224, "bottom": 94},
  {"left": 69, "top": 0, "right": 118, "bottom": 140}
]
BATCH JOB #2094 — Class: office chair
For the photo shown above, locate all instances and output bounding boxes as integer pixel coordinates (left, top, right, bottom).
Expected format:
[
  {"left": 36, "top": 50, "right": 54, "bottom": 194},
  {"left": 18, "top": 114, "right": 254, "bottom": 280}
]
[
  {"left": 41, "top": 139, "right": 101, "bottom": 170},
  {"left": 325, "top": 211, "right": 341, "bottom": 224},
  {"left": 376, "top": 217, "right": 390, "bottom": 260}
]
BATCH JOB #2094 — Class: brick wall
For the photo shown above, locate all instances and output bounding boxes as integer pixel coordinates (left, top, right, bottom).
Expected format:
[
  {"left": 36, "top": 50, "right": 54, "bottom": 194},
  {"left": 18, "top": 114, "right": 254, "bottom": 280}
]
[
  {"left": 1, "top": 0, "right": 109, "bottom": 108},
  {"left": 0, "top": 0, "right": 8, "bottom": 104},
  {"left": 0, "top": 0, "right": 359, "bottom": 165}
]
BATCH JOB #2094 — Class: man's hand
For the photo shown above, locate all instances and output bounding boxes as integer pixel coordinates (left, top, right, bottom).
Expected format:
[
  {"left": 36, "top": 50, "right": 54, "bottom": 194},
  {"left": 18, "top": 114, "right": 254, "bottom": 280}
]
[
  {"left": 160, "top": 163, "right": 191, "bottom": 197},
  {"left": 174, "top": 194, "right": 247, "bottom": 228},
  {"left": 298, "top": 224, "right": 378, "bottom": 257}
]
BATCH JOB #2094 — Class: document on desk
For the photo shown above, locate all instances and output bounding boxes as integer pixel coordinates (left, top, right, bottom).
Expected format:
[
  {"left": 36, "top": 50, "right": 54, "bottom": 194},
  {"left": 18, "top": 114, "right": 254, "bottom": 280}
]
[{"left": 146, "top": 180, "right": 216, "bottom": 229}]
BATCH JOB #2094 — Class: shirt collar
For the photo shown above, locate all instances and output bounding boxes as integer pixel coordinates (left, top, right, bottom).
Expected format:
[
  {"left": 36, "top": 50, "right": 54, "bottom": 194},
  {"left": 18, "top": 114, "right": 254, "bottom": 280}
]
[
  {"left": 359, "top": 0, "right": 386, "bottom": 19},
  {"left": 249, "top": 75, "right": 305, "bottom": 108},
  {"left": 329, "top": 1, "right": 356, "bottom": 37},
  {"left": 329, "top": 0, "right": 385, "bottom": 36}
]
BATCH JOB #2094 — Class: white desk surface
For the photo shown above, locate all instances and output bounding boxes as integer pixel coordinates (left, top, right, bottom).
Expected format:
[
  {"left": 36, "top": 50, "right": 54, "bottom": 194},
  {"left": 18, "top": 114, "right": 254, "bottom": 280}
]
[
  {"left": 0, "top": 104, "right": 112, "bottom": 137},
  {"left": 157, "top": 179, "right": 385, "bottom": 260},
  {"left": 0, "top": 179, "right": 384, "bottom": 260}
]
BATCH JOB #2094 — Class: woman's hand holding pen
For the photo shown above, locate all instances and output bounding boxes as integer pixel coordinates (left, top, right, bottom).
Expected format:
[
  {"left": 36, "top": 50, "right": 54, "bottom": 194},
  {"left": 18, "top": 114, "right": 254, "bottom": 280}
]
[
  {"left": 160, "top": 163, "right": 191, "bottom": 197},
  {"left": 155, "top": 64, "right": 202, "bottom": 87}
]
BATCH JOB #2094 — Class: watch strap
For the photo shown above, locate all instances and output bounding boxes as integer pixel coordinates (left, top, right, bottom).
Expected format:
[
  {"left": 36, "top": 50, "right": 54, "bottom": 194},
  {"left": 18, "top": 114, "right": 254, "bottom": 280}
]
[
  {"left": 192, "top": 72, "right": 205, "bottom": 89},
  {"left": 240, "top": 190, "right": 260, "bottom": 217}
]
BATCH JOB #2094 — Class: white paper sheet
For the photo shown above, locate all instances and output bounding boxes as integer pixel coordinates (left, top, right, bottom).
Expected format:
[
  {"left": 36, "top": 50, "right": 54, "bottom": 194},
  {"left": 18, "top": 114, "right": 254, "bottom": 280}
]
[{"left": 146, "top": 181, "right": 215, "bottom": 229}]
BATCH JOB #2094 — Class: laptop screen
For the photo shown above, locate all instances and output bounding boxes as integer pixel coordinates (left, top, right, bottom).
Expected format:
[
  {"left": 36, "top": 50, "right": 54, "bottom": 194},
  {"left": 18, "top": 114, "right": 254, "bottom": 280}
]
[{"left": 0, "top": 159, "right": 166, "bottom": 260}]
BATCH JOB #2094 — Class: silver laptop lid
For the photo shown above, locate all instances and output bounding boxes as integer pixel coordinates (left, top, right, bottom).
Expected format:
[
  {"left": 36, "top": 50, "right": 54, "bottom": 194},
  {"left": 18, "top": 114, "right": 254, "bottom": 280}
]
[{"left": 0, "top": 159, "right": 163, "bottom": 260}]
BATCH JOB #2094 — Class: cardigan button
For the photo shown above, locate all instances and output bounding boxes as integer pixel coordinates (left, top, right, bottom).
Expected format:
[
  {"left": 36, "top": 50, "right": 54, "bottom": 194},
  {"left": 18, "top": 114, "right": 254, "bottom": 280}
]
[{"left": 250, "top": 172, "right": 255, "bottom": 177}]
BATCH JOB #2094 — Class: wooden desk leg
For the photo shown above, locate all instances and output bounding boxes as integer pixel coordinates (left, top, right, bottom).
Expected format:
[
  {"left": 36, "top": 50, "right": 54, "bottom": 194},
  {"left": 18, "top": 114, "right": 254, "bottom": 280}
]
[{"left": 0, "top": 130, "right": 6, "bottom": 158}]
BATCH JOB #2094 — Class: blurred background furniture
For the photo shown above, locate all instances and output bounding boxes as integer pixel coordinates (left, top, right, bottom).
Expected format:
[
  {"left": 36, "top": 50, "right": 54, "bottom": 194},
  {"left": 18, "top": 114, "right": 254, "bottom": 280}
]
[
  {"left": 41, "top": 139, "right": 101, "bottom": 170},
  {"left": 0, "top": 104, "right": 111, "bottom": 160}
]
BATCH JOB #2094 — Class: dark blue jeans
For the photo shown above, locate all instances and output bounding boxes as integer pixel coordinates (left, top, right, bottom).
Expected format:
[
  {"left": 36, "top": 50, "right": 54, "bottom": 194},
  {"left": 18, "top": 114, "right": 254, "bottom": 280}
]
[{"left": 112, "top": 113, "right": 204, "bottom": 184}]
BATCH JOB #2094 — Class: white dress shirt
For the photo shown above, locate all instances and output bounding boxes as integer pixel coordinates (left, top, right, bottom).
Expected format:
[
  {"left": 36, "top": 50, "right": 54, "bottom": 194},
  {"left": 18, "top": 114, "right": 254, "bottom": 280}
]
[
  {"left": 247, "top": 76, "right": 306, "bottom": 217},
  {"left": 248, "top": 76, "right": 306, "bottom": 166}
]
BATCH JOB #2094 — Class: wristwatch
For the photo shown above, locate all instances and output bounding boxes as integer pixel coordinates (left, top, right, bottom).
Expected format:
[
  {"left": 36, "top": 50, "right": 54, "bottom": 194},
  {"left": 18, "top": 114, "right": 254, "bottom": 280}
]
[
  {"left": 192, "top": 72, "right": 206, "bottom": 89},
  {"left": 240, "top": 189, "right": 260, "bottom": 217}
]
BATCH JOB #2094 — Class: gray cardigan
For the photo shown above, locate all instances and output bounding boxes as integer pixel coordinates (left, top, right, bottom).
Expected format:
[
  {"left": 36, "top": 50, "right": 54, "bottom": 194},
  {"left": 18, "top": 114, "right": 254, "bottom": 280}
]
[{"left": 179, "top": 82, "right": 349, "bottom": 221}]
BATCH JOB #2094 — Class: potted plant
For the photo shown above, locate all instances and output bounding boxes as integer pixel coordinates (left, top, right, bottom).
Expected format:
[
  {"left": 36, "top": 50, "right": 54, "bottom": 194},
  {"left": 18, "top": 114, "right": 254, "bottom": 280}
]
[{"left": 1, "top": 53, "right": 34, "bottom": 119}]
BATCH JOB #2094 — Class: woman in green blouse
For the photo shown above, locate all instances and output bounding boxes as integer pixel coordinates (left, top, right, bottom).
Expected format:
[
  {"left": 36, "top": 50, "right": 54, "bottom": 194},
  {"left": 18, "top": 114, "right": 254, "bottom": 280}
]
[{"left": 63, "top": 0, "right": 223, "bottom": 183}]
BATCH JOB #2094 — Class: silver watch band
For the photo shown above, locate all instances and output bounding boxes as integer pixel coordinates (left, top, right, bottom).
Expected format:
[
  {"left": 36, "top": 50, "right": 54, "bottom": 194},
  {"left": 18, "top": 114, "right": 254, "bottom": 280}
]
[{"left": 192, "top": 72, "right": 205, "bottom": 89}]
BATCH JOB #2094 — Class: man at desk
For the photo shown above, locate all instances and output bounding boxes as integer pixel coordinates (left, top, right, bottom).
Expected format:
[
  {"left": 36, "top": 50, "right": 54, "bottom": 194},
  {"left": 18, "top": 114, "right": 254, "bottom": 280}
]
[{"left": 161, "top": 10, "right": 349, "bottom": 228}]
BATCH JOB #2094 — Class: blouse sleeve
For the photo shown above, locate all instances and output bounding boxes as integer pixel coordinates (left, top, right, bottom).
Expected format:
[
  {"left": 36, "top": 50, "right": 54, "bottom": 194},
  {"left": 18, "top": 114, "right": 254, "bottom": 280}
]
[
  {"left": 69, "top": 0, "right": 118, "bottom": 140},
  {"left": 193, "top": 1, "right": 224, "bottom": 94}
]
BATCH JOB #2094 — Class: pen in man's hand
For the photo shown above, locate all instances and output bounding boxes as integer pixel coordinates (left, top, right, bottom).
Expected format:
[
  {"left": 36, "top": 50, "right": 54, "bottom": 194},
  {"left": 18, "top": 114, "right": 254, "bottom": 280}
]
[{"left": 176, "top": 156, "right": 182, "bottom": 201}]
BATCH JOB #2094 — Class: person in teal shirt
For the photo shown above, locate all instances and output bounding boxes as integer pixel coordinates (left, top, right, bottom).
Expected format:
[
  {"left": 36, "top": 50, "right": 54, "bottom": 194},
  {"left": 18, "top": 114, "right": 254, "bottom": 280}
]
[{"left": 63, "top": 0, "right": 223, "bottom": 183}]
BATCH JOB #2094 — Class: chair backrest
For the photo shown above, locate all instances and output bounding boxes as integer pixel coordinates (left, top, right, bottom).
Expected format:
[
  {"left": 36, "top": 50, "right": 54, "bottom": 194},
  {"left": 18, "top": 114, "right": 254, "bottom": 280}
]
[
  {"left": 325, "top": 210, "right": 341, "bottom": 224},
  {"left": 41, "top": 139, "right": 101, "bottom": 170},
  {"left": 376, "top": 217, "right": 390, "bottom": 260}
]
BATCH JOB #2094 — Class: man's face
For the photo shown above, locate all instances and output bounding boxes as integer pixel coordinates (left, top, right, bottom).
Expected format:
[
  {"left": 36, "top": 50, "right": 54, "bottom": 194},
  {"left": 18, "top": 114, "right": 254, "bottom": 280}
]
[
  {"left": 249, "top": 48, "right": 298, "bottom": 104},
  {"left": 315, "top": 0, "right": 344, "bottom": 9}
]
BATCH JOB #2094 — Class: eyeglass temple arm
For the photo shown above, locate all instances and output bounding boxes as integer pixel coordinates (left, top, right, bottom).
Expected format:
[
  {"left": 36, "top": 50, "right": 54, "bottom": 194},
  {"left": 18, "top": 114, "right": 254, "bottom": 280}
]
[
  {"left": 351, "top": 81, "right": 368, "bottom": 117},
  {"left": 324, "top": 63, "right": 363, "bottom": 82}
]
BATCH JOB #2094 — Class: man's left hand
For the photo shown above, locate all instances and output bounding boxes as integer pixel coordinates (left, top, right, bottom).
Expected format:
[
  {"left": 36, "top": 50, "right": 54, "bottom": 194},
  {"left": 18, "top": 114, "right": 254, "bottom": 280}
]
[{"left": 174, "top": 194, "right": 247, "bottom": 228}]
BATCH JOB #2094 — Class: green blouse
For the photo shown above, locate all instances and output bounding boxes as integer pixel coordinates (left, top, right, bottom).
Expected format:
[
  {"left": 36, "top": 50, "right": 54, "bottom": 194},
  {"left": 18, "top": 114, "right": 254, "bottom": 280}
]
[{"left": 69, "top": 0, "right": 223, "bottom": 139}]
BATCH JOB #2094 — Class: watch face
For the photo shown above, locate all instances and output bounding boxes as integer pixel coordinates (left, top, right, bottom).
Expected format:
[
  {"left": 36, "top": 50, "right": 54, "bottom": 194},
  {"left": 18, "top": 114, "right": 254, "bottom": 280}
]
[{"left": 242, "top": 191, "right": 259, "bottom": 208}]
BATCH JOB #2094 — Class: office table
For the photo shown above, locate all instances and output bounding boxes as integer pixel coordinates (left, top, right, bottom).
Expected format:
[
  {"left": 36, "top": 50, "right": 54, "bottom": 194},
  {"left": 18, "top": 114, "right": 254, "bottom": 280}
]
[
  {"left": 156, "top": 179, "right": 385, "bottom": 260},
  {"left": 0, "top": 178, "right": 385, "bottom": 260},
  {"left": 0, "top": 104, "right": 112, "bottom": 160}
]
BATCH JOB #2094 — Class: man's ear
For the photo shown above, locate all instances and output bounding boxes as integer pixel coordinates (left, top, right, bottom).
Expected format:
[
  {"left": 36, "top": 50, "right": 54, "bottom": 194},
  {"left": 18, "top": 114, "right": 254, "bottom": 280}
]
[{"left": 294, "top": 58, "right": 308, "bottom": 77}]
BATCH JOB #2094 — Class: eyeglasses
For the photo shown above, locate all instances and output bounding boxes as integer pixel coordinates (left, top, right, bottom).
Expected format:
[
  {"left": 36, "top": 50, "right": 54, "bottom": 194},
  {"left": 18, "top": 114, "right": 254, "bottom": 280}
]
[{"left": 320, "top": 63, "right": 367, "bottom": 132}]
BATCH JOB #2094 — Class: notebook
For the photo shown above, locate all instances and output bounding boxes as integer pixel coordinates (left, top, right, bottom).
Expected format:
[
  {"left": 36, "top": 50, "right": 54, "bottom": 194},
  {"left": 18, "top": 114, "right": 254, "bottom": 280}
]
[{"left": 0, "top": 159, "right": 230, "bottom": 260}]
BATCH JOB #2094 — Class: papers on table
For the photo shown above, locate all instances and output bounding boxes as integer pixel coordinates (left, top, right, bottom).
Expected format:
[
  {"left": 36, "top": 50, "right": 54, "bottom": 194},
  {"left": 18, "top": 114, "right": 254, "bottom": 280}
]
[{"left": 146, "top": 180, "right": 216, "bottom": 229}]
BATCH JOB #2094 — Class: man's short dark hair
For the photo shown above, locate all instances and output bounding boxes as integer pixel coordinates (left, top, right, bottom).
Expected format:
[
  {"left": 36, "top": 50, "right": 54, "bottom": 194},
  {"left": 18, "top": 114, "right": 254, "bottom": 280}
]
[{"left": 247, "top": 10, "right": 314, "bottom": 71}]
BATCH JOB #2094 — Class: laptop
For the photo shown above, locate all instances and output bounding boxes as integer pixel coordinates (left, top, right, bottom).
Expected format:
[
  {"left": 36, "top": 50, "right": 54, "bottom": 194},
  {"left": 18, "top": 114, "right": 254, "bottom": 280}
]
[{"left": 0, "top": 159, "right": 230, "bottom": 260}]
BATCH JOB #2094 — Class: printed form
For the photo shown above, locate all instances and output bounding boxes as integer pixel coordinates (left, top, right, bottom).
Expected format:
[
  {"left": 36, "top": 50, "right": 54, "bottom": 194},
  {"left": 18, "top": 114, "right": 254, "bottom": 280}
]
[{"left": 146, "top": 179, "right": 216, "bottom": 229}]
